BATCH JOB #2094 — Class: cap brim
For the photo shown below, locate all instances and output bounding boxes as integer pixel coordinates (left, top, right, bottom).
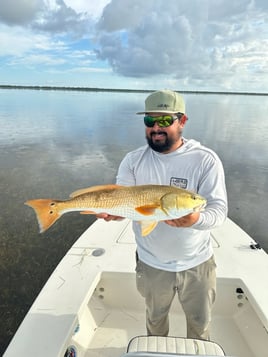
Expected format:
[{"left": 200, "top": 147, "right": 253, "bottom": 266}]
[{"left": 136, "top": 110, "right": 180, "bottom": 115}]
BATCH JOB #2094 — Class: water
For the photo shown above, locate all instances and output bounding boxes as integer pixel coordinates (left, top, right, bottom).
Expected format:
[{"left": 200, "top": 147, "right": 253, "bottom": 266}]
[{"left": 0, "top": 89, "right": 267, "bottom": 353}]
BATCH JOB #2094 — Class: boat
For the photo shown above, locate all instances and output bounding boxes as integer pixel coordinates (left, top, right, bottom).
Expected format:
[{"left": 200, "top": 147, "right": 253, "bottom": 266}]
[{"left": 3, "top": 217, "right": 268, "bottom": 357}]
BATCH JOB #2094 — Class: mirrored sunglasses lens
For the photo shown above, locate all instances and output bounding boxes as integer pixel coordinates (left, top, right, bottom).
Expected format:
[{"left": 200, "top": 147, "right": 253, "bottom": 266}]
[
  {"left": 144, "top": 116, "right": 155, "bottom": 127},
  {"left": 144, "top": 115, "right": 174, "bottom": 127},
  {"left": 158, "top": 116, "right": 173, "bottom": 127}
]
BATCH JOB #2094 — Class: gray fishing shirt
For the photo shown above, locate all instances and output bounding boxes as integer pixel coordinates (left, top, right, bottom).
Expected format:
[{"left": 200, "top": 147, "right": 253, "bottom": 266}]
[{"left": 116, "top": 138, "right": 228, "bottom": 272}]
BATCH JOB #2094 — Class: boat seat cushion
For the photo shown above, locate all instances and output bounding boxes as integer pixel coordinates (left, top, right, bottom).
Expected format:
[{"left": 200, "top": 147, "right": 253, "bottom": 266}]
[{"left": 127, "top": 336, "right": 225, "bottom": 356}]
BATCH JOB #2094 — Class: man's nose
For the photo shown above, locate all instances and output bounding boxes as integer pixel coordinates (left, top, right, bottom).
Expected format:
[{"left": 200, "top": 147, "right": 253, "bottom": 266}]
[{"left": 152, "top": 121, "right": 161, "bottom": 128}]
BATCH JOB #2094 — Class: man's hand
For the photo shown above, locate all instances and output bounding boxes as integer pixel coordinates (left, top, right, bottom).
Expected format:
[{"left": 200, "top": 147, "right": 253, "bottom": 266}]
[
  {"left": 165, "top": 212, "right": 200, "bottom": 228},
  {"left": 96, "top": 213, "right": 125, "bottom": 222}
]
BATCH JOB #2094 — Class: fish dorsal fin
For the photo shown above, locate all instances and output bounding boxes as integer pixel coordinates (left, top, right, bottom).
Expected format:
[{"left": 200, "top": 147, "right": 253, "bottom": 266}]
[
  {"left": 140, "top": 220, "right": 158, "bottom": 236},
  {"left": 70, "top": 184, "right": 122, "bottom": 198},
  {"left": 135, "top": 204, "right": 160, "bottom": 216}
]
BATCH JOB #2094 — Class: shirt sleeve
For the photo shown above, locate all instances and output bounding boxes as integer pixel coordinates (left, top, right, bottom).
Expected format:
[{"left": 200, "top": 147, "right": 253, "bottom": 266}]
[
  {"left": 192, "top": 154, "right": 228, "bottom": 230},
  {"left": 116, "top": 153, "right": 136, "bottom": 186}
]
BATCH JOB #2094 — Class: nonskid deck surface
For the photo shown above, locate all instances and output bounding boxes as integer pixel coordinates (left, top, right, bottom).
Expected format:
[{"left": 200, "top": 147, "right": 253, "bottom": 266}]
[{"left": 80, "top": 272, "right": 268, "bottom": 357}]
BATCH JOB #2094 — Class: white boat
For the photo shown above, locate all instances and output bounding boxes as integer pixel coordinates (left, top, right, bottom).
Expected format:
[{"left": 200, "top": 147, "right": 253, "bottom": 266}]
[{"left": 4, "top": 218, "right": 268, "bottom": 357}]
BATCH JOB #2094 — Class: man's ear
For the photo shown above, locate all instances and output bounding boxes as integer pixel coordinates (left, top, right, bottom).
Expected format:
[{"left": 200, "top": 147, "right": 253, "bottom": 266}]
[{"left": 180, "top": 114, "right": 188, "bottom": 125}]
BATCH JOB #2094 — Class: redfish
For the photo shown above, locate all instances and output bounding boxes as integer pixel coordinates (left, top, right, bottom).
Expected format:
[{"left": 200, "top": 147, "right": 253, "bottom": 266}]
[{"left": 25, "top": 184, "right": 206, "bottom": 236}]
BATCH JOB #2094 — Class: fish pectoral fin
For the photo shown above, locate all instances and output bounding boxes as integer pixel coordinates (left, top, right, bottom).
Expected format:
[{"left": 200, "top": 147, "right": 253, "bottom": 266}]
[
  {"left": 80, "top": 210, "right": 97, "bottom": 215},
  {"left": 140, "top": 220, "right": 158, "bottom": 236},
  {"left": 70, "top": 184, "right": 123, "bottom": 198},
  {"left": 135, "top": 204, "right": 160, "bottom": 216}
]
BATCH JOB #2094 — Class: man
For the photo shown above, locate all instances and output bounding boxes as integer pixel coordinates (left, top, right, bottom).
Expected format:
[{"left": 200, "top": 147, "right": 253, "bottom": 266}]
[{"left": 98, "top": 89, "right": 228, "bottom": 340}]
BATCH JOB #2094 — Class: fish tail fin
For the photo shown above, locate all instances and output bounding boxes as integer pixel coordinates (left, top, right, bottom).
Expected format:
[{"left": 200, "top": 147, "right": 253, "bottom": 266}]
[{"left": 25, "top": 199, "right": 61, "bottom": 233}]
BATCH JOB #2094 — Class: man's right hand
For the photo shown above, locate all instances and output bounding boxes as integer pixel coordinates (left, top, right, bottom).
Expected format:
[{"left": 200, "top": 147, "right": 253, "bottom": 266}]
[{"left": 96, "top": 213, "right": 125, "bottom": 222}]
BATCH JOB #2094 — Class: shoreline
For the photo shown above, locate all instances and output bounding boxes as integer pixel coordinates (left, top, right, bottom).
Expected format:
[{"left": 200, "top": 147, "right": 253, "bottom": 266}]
[{"left": 0, "top": 84, "right": 267, "bottom": 96}]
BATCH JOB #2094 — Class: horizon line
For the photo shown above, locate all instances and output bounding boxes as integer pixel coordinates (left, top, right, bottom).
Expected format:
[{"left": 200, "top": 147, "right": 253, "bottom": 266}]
[{"left": 0, "top": 84, "right": 267, "bottom": 96}]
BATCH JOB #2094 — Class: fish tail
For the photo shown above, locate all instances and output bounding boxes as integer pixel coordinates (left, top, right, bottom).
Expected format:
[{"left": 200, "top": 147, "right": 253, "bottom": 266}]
[{"left": 25, "top": 199, "right": 61, "bottom": 233}]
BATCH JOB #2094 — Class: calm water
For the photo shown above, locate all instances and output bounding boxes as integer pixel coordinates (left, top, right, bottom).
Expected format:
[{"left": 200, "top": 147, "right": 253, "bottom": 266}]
[{"left": 0, "top": 89, "right": 267, "bottom": 352}]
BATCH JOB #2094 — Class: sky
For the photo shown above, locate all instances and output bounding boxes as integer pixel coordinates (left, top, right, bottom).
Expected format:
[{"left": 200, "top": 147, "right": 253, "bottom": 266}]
[{"left": 0, "top": 0, "right": 267, "bottom": 92}]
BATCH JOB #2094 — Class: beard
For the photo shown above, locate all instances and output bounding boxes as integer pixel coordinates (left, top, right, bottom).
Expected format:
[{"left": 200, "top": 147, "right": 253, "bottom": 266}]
[{"left": 146, "top": 129, "right": 182, "bottom": 153}]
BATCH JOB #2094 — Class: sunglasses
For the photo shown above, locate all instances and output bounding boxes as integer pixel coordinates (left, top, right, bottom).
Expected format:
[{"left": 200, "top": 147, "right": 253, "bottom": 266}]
[{"left": 144, "top": 114, "right": 185, "bottom": 128}]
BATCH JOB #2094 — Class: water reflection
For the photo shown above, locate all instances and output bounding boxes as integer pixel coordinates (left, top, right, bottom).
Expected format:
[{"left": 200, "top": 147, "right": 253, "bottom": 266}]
[
  {"left": 0, "top": 89, "right": 267, "bottom": 354},
  {"left": 184, "top": 93, "right": 268, "bottom": 250}
]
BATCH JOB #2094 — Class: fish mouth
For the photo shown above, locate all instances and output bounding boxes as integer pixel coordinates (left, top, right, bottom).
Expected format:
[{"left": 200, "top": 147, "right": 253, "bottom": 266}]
[{"left": 194, "top": 203, "right": 206, "bottom": 212}]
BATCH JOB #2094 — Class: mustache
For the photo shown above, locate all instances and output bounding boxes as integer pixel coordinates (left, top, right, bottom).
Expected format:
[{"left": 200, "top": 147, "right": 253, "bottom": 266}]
[{"left": 150, "top": 131, "right": 167, "bottom": 136}]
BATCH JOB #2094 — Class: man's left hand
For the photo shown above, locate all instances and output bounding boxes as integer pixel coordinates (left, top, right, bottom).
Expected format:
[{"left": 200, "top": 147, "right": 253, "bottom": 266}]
[{"left": 165, "top": 212, "right": 200, "bottom": 228}]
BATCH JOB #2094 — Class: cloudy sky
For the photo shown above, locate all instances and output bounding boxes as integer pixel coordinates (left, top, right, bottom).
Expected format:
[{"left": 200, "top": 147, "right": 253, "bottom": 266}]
[{"left": 0, "top": 0, "right": 267, "bottom": 92}]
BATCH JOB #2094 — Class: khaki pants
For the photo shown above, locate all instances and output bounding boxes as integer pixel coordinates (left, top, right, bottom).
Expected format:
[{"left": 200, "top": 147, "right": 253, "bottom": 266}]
[{"left": 135, "top": 255, "right": 216, "bottom": 340}]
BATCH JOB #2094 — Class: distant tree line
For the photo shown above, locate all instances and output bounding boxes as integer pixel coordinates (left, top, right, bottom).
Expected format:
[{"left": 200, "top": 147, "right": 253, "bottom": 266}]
[{"left": 0, "top": 84, "right": 266, "bottom": 96}]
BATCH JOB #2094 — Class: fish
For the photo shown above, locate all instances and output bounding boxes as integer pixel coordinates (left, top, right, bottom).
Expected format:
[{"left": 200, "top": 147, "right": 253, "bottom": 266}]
[{"left": 25, "top": 184, "right": 206, "bottom": 236}]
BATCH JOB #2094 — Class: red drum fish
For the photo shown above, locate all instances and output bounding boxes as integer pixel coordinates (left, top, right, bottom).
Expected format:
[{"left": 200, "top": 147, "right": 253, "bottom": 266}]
[{"left": 25, "top": 184, "right": 206, "bottom": 236}]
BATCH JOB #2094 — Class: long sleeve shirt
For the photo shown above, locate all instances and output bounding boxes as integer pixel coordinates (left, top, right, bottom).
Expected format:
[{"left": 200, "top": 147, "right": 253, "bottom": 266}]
[{"left": 116, "top": 138, "right": 228, "bottom": 272}]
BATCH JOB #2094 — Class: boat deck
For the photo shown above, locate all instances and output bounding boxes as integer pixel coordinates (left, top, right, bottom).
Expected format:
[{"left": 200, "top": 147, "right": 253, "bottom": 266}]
[
  {"left": 4, "top": 218, "right": 268, "bottom": 357},
  {"left": 76, "top": 272, "right": 267, "bottom": 357}
]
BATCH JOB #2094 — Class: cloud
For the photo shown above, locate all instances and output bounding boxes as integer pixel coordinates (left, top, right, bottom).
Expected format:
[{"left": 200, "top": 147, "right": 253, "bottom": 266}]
[
  {"left": 0, "top": 0, "right": 267, "bottom": 91},
  {"left": 10, "top": 53, "right": 66, "bottom": 67},
  {"left": 0, "top": 24, "right": 75, "bottom": 74},
  {"left": 64, "top": 0, "right": 111, "bottom": 19},
  {"left": 0, "top": 0, "right": 44, "bottom": 25},
  {"left": 0, "top": 0, "right": 95, "bottom": 73},
  {"left": 0, "top": 0, "right": 91, "bottom": 36},
  {"left": 94, "top": 0, "right": 268, "bottom": 89},
  {"left": 0, "top": 25, "right": 53, "bottom": 56},
  {"left": 33, "top": 0, "right": 91, "bottom": 36}
]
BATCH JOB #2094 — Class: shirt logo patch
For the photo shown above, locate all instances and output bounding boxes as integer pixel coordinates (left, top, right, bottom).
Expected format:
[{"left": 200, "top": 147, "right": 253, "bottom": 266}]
[{"left": 170, "top": 177, "right": 188, "bottom": 189}]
